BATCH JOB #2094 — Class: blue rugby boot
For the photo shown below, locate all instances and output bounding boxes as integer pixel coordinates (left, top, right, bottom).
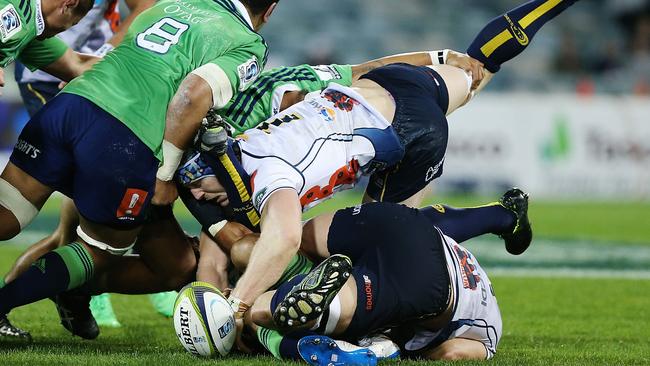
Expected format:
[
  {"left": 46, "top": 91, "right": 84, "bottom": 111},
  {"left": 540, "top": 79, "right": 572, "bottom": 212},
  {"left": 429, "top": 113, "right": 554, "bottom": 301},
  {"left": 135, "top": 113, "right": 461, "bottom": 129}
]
[
  {"left": 298, "top": 335, "right": 377, "bottom": 366},
  {"left": 499, "top": 188, "right": 533, "bottom": 255},
  {"left": 274, "top": 254, "right": 352, "bottom": 328}
]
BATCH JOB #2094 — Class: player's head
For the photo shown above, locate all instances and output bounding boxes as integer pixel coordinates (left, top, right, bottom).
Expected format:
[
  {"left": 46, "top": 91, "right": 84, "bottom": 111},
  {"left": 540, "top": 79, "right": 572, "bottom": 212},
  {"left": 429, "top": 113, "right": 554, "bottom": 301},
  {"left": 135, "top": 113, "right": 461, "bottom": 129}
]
[
  {"left": 178, "top": 151, "right": 229, "bottom": 204},
  {"left": 40, "top": 0, "right": 94, "bottom": 39},
  {"left": 241, "top": 0, "right": 279, "bottom": 30}
]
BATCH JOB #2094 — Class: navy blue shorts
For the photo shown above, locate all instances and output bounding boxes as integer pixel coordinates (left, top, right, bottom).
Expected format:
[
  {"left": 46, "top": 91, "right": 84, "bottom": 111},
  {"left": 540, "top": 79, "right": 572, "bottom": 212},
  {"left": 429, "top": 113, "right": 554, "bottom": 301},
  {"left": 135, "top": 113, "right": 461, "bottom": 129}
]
[
  {"left": 9, "top": 93, "right": 158, "bottom": 229},
  {"left": 327, "top": 202, "right": 451, "bottom": 340},
  {"left": 361, "top": 64, "right": 449, "bottom": 203},
  {"left": 18, "top": 82, "right": 60, "bottom": 117}
]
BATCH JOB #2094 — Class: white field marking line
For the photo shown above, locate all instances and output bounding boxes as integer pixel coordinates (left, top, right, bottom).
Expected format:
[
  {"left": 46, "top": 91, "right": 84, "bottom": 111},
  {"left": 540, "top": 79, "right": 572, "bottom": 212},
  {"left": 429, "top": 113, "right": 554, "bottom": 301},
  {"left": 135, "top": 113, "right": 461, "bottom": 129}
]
[
  {"left": 489, "top": 267, "right": 650, "bottom": 280},
  {"left": 465, "top": 238, "right": 650, "bottom": 266}
]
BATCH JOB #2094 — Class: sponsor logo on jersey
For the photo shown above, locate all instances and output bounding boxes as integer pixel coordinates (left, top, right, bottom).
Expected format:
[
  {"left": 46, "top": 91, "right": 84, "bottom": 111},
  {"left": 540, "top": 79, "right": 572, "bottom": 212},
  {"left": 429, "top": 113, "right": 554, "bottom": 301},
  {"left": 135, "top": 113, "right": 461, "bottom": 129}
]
[
  {"left": 312, "top": 65, "right": 342, "bottom": 81},
  {"left": 14, "top": 139, "right": 40, "bottom": 159},
  {"left": 35, "top": 0, "right": 45, "bottom": 35},
  {"left": 238, "top": 56, "right": 260, "bottom": 91},
  {"left": 362, "top": 275, "right": 373, "bottom": 310},
  {"left": 324, "top": 90, "right": 360, "bottom": 112},
  {"left": 116, "top": 188, "right": 148, "bottom": 220},
  {"left": 504, "top": 14, "right": 529, "bottom": 46},
  {"left": 0, "top": 4, "right": 22, "bottom": 43},
  {"left": 218, "top": 318, "right": 234, "bottom": 339},
  {"left": 454, "top": 244, "right": 481, "bottom": 290},
  {"left": 308, "top": 99, "right": 336, "bottom": 122}
]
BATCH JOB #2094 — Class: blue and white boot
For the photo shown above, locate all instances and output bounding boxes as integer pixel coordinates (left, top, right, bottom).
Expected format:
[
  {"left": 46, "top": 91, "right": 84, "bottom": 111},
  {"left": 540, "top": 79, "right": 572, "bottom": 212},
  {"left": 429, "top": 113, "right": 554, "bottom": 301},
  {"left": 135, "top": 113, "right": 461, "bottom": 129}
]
[{"left": 298, "top": 335, "right": 377, "bottom": 366}]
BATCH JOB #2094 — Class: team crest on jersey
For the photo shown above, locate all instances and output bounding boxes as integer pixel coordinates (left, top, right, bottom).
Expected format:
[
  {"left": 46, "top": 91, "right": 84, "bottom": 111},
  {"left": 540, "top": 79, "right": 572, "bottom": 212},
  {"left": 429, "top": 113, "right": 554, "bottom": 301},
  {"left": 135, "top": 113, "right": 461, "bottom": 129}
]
[
  {"left": 0, "top": 4, "right": 22, "bottom": 43},
  {"left": 324, "top": 90, "right": 360, "bottom": 112},
  {"left": 238, "top": 56, "right": 260, "bottom": 91}
]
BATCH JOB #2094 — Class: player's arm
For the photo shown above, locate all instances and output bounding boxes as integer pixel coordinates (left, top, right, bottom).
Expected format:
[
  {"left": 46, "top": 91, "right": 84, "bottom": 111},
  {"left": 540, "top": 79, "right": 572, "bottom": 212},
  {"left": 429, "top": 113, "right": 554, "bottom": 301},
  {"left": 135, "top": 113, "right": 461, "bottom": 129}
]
[
  {"left": 101, "top": 0, "right": 155, "bottom": 52},
  {"left": 197, "top": 231, "right": 231, "bottom": 291},
  {"left": 425, "top": 338, "right": 490, "bottom": 361},
  {"left": 17, "top": 37, "right": 101, "bottom": 81},
  {"left": 351, "top": 50, "right": 484, "bottom": 87},
  {"left": 230, "top": 188, "right": 302, "bottom": 312},
  {"left": 39, "top": 49, "right": 101, "bottom": 81},
  {"left": 153, "top": 46, "right": 260, "bottom": 205}
]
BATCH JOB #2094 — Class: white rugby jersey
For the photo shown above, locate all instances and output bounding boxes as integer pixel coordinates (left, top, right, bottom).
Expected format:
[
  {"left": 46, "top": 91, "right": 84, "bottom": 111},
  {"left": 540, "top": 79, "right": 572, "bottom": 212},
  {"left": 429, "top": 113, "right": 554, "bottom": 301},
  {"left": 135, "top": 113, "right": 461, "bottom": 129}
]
[
  {"left": 17, "top": 0, "right": 119, "bottom": 83},
  {"left": 403, "top": 232, "right": 503, "bottom": 359},
  {"left": 237, "top": 83, "right": 403, "bottom": 212}
]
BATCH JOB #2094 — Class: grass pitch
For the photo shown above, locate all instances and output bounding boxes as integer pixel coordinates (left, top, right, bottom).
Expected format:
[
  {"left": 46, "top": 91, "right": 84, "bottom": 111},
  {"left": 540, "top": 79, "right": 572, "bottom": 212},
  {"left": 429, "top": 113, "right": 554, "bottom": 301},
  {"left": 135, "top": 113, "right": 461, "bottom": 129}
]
[{"left": 1, "top": 193, "right": 649, "bottom": 365}]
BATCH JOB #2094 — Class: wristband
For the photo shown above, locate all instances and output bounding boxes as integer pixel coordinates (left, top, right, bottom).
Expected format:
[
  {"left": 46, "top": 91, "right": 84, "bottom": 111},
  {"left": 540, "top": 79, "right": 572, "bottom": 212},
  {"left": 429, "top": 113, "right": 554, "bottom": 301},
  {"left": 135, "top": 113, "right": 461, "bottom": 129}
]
[
  {"left": 429, "top": 49, "right": 450, "bottom": 65},
  {"left": 228, "top": 296, "right": 251, "bottom": 319},
  {"left": 94, "top": 43, "right": 114, "bottom": 57},
  {"left": 156, "top": 140, "right": 184, "bottom": 181}
]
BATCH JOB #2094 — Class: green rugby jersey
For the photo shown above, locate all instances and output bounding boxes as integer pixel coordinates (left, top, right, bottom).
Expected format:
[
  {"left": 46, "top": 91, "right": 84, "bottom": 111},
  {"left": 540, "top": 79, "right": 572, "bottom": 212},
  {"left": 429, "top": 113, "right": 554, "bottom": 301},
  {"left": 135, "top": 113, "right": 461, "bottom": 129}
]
[
  {"left": 63, "top": 0, "right": 267, "bottom": 161},
  {"left": 0, "top": 0, "right": 68, "bottom": 68},
  {"left": 219, "top": 64, "right": 353, "bottom": 136}
]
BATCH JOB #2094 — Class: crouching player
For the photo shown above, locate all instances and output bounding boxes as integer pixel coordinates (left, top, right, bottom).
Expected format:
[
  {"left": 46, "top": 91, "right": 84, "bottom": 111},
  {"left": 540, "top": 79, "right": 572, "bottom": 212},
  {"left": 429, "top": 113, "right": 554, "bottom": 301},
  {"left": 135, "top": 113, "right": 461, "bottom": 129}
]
[{"left": 242, "top": 196, "right": 531, "bottom": 364}]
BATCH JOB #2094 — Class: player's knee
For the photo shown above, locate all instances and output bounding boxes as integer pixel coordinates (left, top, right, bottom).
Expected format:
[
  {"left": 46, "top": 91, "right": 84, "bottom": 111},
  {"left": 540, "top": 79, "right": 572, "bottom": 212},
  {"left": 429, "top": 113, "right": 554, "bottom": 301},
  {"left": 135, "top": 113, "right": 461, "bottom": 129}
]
[{"left": 0, "top": 178, "right": 39, "bottom": 239}]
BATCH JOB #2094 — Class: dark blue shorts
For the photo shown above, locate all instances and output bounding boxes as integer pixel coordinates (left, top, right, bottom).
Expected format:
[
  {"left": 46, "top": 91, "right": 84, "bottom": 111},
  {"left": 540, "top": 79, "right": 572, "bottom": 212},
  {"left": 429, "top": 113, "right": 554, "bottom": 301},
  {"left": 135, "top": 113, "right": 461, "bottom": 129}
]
[
  {"left": 18, "top": 82, "right": 61, "bottom": 117},
  {"left": 9, "top": 93, "right": 158, "bottom": 229},
  {"left": 327, "top": 202, "right": 451, "bottom": 340},
  {"left": 361, "top": 64, "right": 449, "bottom": 202}
]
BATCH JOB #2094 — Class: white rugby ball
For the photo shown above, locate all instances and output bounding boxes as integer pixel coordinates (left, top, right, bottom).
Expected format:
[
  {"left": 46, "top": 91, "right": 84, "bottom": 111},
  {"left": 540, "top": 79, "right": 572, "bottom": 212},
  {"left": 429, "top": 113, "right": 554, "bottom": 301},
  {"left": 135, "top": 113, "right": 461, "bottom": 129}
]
[{"left": 173, "top": 281, "right": 236, "bottom": 357}]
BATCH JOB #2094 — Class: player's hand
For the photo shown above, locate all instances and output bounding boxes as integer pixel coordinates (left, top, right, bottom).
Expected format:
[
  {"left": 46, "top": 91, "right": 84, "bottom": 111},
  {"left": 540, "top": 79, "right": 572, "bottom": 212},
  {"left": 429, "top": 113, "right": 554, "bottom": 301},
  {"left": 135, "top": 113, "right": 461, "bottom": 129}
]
[
  {"left": 446, "top": 51, "right": 484, "bottom": 90},
  {"left": 152, "top": 178, "right": 178, "bottom": 206},
  {"left": 58, "top": 81, "right": 68, "bottom": 90},
  {"left": 234, "top": 317, "right": 253, "bottom": 354}
]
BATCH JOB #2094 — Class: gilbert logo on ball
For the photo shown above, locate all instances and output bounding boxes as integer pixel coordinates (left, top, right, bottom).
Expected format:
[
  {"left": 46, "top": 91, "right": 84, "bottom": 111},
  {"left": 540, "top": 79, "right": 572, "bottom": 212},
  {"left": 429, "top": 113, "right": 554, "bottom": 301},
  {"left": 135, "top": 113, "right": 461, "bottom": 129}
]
[{"left": 173, "top": 282, "right": 236, "bottom": 357}]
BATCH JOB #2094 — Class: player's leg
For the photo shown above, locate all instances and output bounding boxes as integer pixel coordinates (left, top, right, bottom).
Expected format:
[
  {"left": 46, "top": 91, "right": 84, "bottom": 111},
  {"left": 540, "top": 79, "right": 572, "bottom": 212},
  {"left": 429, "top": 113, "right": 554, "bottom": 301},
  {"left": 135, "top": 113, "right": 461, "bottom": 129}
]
[
  {"left": 467, "top": 0, "right": 579, "bottom": 95},
  {"left": 360, "top": 64, "right": 452, "bottom": 207},
  {"left": 0, "top": 94, "right": 156, "bottom": 337},
  {"left": 0, "top": 163, "right": 52, "bottom": 240},
  {"left": 3, "top": 197, "right": 78, "bottom": 283},
  {"left": 468, "top": 0, "right": 579, "bottom": 74},
  {"left": 420, "top": 188, "right": 532, "bottom": 254}
]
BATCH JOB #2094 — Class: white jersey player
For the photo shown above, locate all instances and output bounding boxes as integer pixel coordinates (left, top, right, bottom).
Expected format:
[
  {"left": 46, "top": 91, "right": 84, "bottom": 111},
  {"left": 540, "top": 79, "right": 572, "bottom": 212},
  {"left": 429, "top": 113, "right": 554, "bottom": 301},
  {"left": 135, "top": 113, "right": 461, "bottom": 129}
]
[
  {"left": 238, "top": 83, "right": 402, "bottom": 212},
  {"left": 402, "top": 231, "right": 502, "bottom": 359},
  {"left": 245, "top": 199, "right": 517, "bottom": 362}
]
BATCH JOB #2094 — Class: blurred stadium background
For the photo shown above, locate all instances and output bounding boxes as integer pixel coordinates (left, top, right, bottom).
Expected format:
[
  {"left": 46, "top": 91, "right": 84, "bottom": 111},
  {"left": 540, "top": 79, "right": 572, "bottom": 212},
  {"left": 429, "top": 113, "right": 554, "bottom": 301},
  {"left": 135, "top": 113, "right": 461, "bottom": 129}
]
[{"left": 1, "top": 0, "right": 649, "bottom": 364}]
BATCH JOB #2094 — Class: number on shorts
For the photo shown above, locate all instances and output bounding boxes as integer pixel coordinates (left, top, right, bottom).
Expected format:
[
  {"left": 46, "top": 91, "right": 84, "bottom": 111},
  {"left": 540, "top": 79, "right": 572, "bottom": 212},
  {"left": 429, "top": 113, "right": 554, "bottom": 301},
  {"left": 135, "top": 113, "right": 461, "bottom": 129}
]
[{"left": 136, "top": 18, "right": 189, "bottom": 54}]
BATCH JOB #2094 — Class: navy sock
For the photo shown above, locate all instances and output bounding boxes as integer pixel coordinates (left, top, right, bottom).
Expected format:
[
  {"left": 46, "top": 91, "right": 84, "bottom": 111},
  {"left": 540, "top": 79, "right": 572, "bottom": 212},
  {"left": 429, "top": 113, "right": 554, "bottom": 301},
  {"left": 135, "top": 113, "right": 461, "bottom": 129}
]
[
  {"left": 421, "top": 203, "right": 515, "bottom": 243},
  {"left": 467, "top": 0, "right": 579, "bottom": 72},
  {"left": 0, "top": 243, "right": 94, "bottom": 315}
]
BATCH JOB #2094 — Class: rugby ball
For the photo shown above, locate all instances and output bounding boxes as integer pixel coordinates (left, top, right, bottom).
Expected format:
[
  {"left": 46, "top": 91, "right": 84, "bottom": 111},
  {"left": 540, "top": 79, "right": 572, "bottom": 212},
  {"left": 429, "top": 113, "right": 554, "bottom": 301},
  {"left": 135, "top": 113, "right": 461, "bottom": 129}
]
[{"left": 173, "top": 281, "right": 236, "bottom": 357}]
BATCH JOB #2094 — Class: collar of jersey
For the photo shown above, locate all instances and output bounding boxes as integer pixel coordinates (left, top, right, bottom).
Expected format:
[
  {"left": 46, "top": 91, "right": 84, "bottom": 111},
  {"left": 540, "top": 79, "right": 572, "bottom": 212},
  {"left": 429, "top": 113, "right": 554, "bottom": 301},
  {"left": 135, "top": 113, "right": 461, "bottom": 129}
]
[
  {"left": 34, "top": 0, "right": 45, "bottom": 36},
  {"left": 231, "top": 0, "right": 254, "bottom": 29}
]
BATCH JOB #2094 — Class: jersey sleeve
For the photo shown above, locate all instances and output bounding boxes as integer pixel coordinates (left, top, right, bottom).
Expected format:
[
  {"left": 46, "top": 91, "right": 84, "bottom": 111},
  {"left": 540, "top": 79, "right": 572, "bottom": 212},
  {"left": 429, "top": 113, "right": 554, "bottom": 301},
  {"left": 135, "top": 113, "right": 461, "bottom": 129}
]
[
  {"left": 250, "top": 161, "right": 302, "bottom": 213},
  {"left": 18, "top": 37, "right": 69, "bottom": 71},
  {"left": 310, "top": 64, "right": 354, "bottom": 88}
]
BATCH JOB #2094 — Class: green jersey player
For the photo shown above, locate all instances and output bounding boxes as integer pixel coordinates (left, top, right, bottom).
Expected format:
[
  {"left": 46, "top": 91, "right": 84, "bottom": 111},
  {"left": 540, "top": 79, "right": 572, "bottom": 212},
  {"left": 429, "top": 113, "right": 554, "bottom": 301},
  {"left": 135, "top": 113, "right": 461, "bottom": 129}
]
[
  {"left": 0, "top": 0, "right": 279, "bottom": 339},
  {"left": 0, "top": 0, "right": 100, "bottom": 94}
]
